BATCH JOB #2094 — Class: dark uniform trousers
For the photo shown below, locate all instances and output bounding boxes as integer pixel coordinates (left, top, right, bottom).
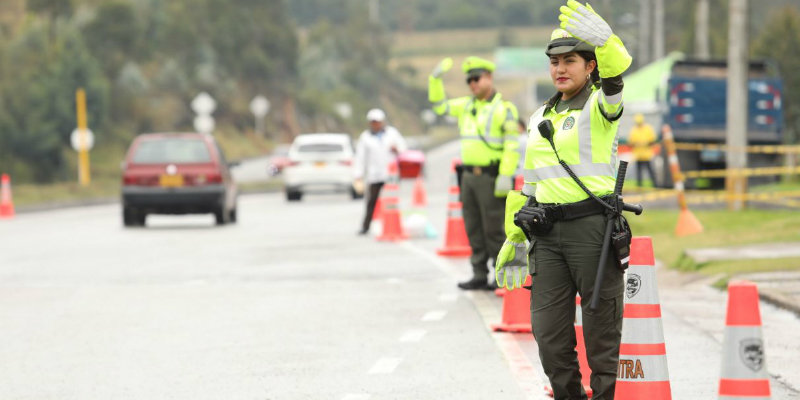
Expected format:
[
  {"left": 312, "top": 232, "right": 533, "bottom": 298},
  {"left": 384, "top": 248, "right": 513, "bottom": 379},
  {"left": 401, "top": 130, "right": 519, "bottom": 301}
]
[
  {"left": 361, "top": 182, "right": 384, "bottom": 232},
  {"left": 460, "top": 171, "right": 506, "bottom": 278},
  {"left": 529, "top": 213, "right": 624, "bottom": 400}
]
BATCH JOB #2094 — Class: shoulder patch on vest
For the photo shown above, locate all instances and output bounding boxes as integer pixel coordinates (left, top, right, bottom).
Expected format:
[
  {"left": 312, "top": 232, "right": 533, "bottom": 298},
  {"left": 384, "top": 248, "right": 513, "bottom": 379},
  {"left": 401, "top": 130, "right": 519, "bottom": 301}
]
[{"left": 563, "top": 116, "right": 575, "bottom": 130}]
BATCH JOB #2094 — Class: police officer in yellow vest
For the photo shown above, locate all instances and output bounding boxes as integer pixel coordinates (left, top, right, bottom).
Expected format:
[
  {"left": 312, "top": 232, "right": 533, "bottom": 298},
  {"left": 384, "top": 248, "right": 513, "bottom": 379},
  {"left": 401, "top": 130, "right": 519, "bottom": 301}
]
[
  {"left": 495, "top": 1, "right": 632, "bottom": 398},
  {"left": 429, "top": 56, "right": 520, "bottom": 290}
]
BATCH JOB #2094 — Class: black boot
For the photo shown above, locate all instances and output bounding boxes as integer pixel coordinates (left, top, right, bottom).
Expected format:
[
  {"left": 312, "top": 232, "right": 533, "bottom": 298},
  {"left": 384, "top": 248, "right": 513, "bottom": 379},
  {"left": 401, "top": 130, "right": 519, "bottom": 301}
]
[{"left": 457, "top": 276, "right": 488, "bottom": 290}]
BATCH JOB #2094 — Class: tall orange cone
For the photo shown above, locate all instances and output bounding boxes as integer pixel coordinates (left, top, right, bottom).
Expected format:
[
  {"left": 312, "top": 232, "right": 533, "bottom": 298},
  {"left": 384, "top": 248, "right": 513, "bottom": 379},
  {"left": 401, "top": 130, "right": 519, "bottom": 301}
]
[
  {"left": 377, "top": 161, "right": 408, "bottom": 241},
  {"left": 0, "top": 173, "right": 15, "bottom": 219},
  {"left": 372, "top": 197, "right": 383, "bottom": 221},
  {"left": 546, "top": 295, "right": 594, "bottom": 398},
  {"left": 491, "top": 276, "right": 532, "bottom": 333},
  {"left": 718, "top": 281, "right": 771, "bottom": 399},
  {"left": 412, "top": 177, "right": 427, "bottom": 208},
  {"left": 662, "top": 125, "right": 703, "bottom": 236},
  {"left": 436, "top": 159, "right": 471, "bottom": 257},
  {"left": 615, "top": 237, "right": 672, "bottom": 399}
]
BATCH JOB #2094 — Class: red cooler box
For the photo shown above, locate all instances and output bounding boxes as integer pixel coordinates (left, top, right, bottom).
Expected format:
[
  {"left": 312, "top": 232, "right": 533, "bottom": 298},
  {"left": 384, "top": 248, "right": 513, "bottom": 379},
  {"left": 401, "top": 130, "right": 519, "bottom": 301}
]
[{"left": 398, "top": 150, "right": 425, "bottom": 179}]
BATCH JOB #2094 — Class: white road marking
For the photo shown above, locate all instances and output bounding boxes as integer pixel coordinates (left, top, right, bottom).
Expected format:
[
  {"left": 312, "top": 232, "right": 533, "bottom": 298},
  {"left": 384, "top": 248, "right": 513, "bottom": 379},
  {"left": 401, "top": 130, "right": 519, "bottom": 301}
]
[
  {"left": 401, "top": 240, "right": 548, "bottom": 400},
  {"left": 438, "top": 293, "right": 458, "bottom": 302},
  {"left": 341, "top": 394, "right": 370, "bottom": 400},
  {"left": 421, "top": 310, "right": 447, "bottom": 321},
  {"left": 399, "top": 329, "right": 427, "bottom": 343},
  {"left": 367, "top": 357, "right": 402, "bottom": 374}
]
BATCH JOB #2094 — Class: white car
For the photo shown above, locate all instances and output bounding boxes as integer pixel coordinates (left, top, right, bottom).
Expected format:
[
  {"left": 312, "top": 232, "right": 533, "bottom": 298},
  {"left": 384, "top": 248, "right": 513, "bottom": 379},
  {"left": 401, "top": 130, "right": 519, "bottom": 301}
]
[{"left": 284, "top": 133, "right": 361, "bottom": 201}]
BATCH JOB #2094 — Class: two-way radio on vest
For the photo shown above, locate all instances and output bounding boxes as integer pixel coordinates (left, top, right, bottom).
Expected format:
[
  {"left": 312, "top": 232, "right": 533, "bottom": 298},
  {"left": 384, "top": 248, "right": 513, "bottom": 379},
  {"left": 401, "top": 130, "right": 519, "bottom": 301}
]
[{"left": 537, "top": 120, "right": 643, "bottom": 311}]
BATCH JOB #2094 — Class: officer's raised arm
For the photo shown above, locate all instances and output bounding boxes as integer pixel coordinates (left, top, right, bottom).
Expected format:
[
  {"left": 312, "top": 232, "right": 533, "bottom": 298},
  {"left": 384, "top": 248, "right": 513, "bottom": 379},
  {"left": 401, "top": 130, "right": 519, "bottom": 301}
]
[
  {"left": 558, "top": 0, "right": 632, "bottom": 123},
  {"left": 428, "top": 57, "right": 470, "bottom": 117}
]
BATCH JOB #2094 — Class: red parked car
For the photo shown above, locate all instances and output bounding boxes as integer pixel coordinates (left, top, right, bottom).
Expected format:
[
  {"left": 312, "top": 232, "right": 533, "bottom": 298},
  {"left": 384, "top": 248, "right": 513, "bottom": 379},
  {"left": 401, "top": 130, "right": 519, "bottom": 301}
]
[{"left": 121, "top": 133, "right": 238, "bottom": 227}]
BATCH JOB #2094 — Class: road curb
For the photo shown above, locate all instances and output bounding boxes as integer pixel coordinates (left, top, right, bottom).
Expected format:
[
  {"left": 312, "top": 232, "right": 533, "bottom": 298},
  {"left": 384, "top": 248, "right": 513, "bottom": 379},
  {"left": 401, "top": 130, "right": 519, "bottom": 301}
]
[
  {"left": 17, "top": 197, "right": 119, "bottom": 214},
  {"left": 759, "top": 288, "right": 800, "bottom": 318}
]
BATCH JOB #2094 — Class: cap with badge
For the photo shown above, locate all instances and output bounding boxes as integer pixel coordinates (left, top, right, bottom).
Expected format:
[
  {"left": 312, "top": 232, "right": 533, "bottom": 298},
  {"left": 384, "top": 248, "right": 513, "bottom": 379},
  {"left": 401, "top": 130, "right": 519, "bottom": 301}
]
[
  {"left": 545, "top": 28, "right": 595, "bottom": 56},
  {"left": 462, "top": 56, "right": 496, "bottom": 79}
]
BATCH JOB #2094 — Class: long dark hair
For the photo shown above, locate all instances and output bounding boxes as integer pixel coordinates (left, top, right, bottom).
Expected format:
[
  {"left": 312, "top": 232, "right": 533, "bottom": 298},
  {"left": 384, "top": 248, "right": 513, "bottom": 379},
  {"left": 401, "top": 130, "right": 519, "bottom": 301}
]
[{"left": 577, "top": 51, "right": 601, "bottom": 88}]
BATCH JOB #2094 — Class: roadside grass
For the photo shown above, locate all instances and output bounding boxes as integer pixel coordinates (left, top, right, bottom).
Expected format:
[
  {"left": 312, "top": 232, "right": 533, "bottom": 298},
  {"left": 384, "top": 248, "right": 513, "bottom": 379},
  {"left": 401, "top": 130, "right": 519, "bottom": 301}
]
[{"left": 628, "top": 209, "right": 800, "bottom": 279}]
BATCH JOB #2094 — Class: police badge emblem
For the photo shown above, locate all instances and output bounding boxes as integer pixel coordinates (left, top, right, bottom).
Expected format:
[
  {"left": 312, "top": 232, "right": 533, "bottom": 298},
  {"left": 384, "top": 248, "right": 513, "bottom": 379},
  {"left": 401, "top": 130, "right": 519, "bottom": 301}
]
[
  {"left": 626, "top": 274, "right": 641, "bottom": 299},
  {"left": 740, "top": 338, "right": 765, "bottom": 372},
  {"left": 563, "top": 116, "right": 575, "bottom": 130}
]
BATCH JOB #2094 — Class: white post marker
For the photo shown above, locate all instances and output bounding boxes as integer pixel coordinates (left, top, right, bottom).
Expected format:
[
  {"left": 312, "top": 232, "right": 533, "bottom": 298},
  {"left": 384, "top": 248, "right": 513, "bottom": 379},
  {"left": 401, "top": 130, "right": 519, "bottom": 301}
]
[
  {"left": 193, "top": 115, "right": 215, "bottom": 136},
  {"left": 334, "top": 102, "right": 353, "bottom": 120},
  {"left": 250, "top": 95, "right": 270, "bottom": 137},
  {"left": 70, "top": 128, "right": 95, "bottom": 152},
  {"left": 191, "top": 92, "right": 216, "bottom": 135}
]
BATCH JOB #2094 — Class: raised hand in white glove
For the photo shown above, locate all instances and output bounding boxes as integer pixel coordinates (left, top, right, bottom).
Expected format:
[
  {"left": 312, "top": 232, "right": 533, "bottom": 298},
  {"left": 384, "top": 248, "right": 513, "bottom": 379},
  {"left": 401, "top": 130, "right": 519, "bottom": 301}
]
[
  {"left": 558, "top": 0, "right": 613, "bottom": 47},
  {"left": 431, "top": 57, "right": 453, "bottom": 78}
]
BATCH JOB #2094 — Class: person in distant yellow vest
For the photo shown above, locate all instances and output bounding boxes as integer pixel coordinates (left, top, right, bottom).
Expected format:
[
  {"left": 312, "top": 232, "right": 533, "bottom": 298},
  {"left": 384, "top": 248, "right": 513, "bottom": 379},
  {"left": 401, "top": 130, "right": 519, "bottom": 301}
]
[
  {"left": 428, "top": 56, "right": 521, "bottom": 290},
  {"left": 627, "top": 113, "right": 658, "bottom": 187}
]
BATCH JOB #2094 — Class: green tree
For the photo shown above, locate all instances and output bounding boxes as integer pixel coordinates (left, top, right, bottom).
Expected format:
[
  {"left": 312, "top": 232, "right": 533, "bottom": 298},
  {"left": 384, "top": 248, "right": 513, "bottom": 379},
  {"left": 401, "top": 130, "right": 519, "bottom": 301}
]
[{"left": 752, "top": 6, "right": 800, "bottom": 143}]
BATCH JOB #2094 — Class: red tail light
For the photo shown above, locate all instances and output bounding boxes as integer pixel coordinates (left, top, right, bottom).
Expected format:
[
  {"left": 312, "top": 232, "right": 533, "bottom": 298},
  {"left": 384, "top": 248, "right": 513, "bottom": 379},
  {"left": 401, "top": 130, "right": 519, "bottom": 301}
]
[
  {"left": 339, "top": 160, "right": 352, "bottom": 166},
  {"left": 122, "top": 175, "right": 137, "bottom": 185},
  {"left": 206, "top": 173, "right": 223, "bottom": 184},
  {"left": 289, "top": 160, "right": 301, "bottom": 167}
]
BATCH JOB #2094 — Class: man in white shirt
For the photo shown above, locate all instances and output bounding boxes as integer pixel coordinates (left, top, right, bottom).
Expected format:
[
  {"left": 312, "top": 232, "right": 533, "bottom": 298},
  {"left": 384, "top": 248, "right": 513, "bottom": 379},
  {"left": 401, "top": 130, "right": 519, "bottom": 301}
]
[{"left": 354, "top": 109, "right": 407, "bottom": 235}]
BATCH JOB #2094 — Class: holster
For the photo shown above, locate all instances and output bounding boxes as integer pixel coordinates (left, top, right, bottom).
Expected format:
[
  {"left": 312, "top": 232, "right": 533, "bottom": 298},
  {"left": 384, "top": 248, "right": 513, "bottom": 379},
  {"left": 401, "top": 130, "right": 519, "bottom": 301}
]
[{"left": 612, "top": 214, "right": 632, "bottom": 271}]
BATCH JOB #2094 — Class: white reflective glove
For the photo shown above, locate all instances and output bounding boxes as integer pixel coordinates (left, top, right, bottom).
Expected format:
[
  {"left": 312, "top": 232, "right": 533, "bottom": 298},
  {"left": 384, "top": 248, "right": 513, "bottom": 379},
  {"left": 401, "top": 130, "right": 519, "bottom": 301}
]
[
  {"left": 431, "top": 57, "right": 453, "bottom": 78},
  {"left": 495, "top": 239, "right": 529, "bottom": 290},
  {"left": 558, "top": 0, "right": 613, "bottom": 47},
  {"left": 494, "top": 175, "right": 513, "bottom": 197}
]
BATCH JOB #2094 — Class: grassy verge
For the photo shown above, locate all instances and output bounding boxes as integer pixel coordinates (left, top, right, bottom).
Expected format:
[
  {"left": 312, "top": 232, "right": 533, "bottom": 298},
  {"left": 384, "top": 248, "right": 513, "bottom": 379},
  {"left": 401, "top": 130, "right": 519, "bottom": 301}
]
[{"left": 628, "top": 209, "right": 800, "bottom": 279}]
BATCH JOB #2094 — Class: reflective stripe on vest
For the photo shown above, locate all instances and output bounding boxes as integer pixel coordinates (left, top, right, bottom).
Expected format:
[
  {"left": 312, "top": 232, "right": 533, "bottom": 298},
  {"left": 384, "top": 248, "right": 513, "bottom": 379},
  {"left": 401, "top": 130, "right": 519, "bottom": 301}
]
[
  {"left": 460, "top": 95, "right": 504, "bottom": 151},
  {"left": 523, "top": 90, "right": 617, "bottom": 188}
]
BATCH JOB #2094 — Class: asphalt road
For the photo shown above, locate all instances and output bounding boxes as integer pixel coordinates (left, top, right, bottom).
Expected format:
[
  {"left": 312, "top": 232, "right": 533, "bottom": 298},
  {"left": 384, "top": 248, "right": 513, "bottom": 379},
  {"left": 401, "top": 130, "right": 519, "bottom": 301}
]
[{"left": 0, "top": 141, "right": 799, "bottom": 399}]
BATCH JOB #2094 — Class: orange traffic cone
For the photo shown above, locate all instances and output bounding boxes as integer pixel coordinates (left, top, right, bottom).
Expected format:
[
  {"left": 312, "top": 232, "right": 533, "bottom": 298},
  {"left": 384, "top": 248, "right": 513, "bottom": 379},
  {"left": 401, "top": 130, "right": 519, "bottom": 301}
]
[
  {"left": 546, "top": 295, "right": 593, "bottom": 398},
  {"left": 436, "top": 159, "right": 471, "bottom": 257},
  {"left": 372, "top": 197, "right": 383, "bottom": 221},
  {"left": 718, "top": 281, "right": 771, "bottom": 399},
  {"left": 662, "top": 125, "right": 703, "bottom": 236},
  {"left": 0, "top": 173, "right": 15, "bottom": 219},
  {"left": 615, "top": 237, "right": 672, "bottom": 400},
  {"left": 491, "top": 275, "right": 532, "bottom": 333},
  {"left": 377, "top": 161, "right": 408, "bottom": 241},
  {"left": 412, "top": 177, "right": 427, "bottom": 208}
]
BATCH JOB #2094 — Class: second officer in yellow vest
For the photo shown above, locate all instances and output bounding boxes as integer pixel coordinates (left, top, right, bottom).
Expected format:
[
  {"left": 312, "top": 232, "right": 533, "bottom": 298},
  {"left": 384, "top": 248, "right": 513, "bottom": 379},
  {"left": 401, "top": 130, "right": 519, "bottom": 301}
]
[
  {"left": 495, "top": 1, "right": 632, "bottom": 398},
  {"left": 429, "top": 56, "right": 520, "bottom": 290}
]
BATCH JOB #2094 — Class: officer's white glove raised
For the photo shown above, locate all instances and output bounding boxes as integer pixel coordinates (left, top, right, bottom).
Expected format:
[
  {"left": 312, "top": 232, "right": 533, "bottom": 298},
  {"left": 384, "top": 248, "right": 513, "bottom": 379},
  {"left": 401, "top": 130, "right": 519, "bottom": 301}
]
[
  {"left": 431, "top": 57, "right": 453, "bottom": 78},
  {"left": 494, "top": 175, "right": 513, "bottom": 197},
  {"left": 558, "top": 0, "right": 613, "bottom": 47},
  {"left": 495, "top": 239, "right": 528, "bottom": 290}
]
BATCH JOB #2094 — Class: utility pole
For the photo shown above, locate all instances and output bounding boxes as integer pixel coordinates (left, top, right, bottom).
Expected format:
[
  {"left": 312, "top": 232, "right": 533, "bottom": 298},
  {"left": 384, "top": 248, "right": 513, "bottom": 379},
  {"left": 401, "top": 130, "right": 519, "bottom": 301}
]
[
  {"left": 695, "top": 0, "right": 710, "bottom": 59},
  {"left": 638, "top": 0, "right": 651, "bottom": 67},
  {"left": 726, "top": 0, "right": 748, "bottom": 211},
  {"left": 652, "top": 0, "right": 664, "bottom": 61}
]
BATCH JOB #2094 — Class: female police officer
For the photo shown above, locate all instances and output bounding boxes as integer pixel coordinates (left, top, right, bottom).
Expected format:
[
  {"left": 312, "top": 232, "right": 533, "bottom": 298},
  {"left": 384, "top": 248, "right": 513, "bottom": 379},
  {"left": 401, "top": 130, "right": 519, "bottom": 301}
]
[{"left": 495, "top": 1, "right": 632, "bottom": 399}]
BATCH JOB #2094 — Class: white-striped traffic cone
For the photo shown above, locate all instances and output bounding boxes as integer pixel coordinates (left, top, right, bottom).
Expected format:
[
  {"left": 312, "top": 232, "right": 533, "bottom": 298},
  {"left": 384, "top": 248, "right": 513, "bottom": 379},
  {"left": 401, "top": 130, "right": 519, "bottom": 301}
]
[
  {"left": 718, "top": 281, "right": 771, "bottom": 399},
  {"left": 436, "top": 158, "right": 471, "bottom": 257},
  {"left": 615, "top": 237, "right": 672, "bottom": 399},
  {"left": 377, "top": 161, "right": 408, "bottom": 241}
]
